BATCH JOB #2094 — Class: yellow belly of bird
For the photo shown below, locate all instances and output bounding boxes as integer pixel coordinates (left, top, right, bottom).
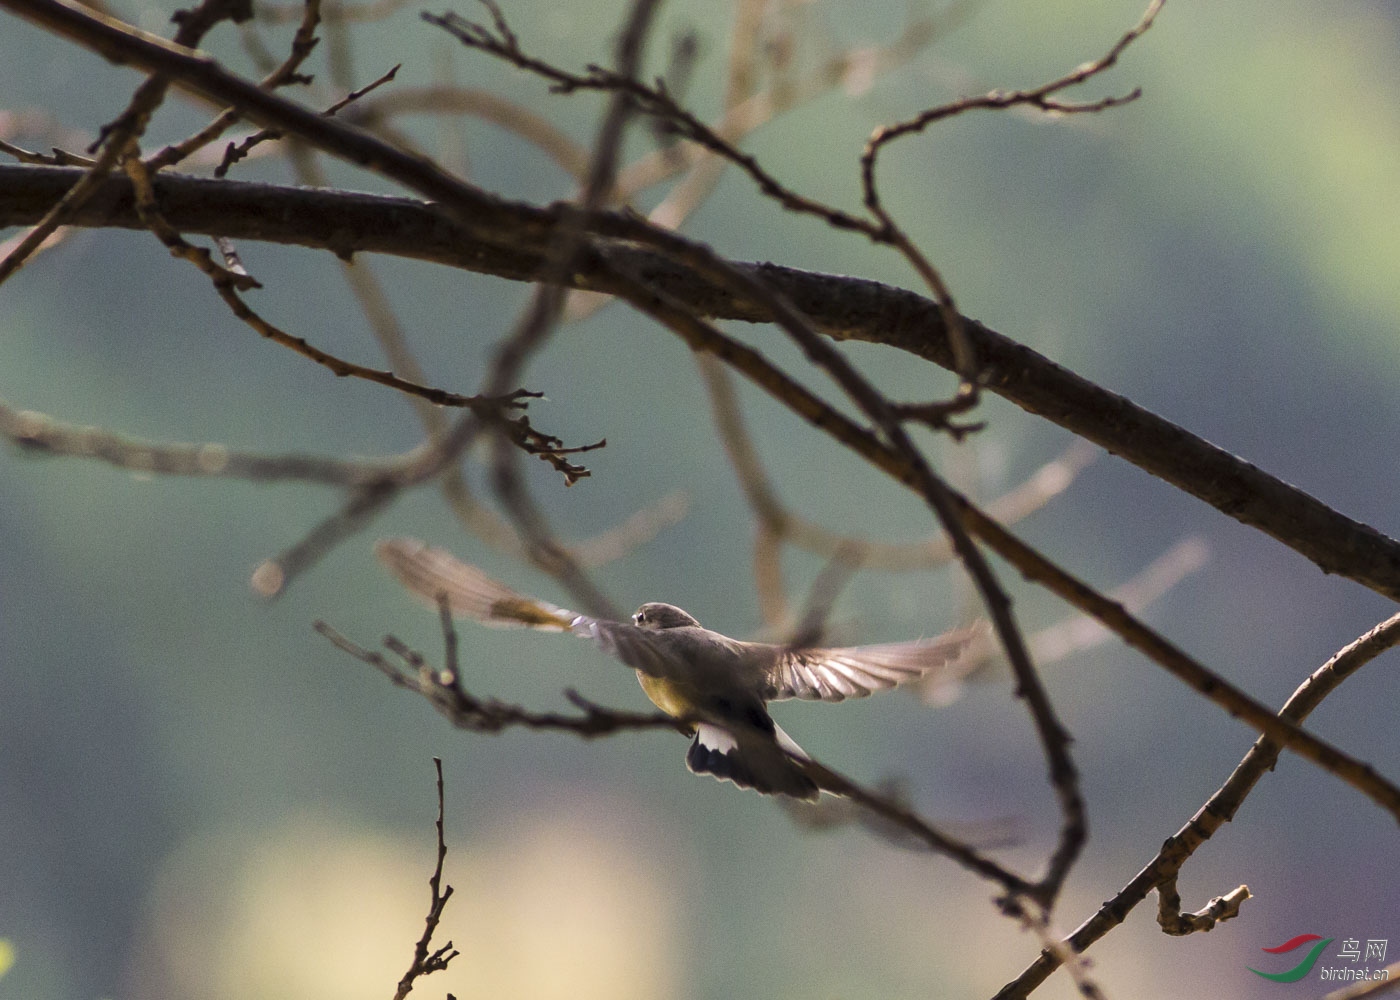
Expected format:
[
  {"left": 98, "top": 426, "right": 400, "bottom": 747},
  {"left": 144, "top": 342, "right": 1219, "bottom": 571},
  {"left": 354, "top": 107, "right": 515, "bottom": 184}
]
[{"left": 637, "top": 672, "right": 697, "bottom": 725}]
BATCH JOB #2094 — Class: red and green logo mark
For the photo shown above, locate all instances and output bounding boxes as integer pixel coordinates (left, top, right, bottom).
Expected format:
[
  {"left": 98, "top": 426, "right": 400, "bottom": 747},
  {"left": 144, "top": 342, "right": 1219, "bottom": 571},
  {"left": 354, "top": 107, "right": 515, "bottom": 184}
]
[{"left": 1248, "top": 934, "right": 1335, "bottom": 982}]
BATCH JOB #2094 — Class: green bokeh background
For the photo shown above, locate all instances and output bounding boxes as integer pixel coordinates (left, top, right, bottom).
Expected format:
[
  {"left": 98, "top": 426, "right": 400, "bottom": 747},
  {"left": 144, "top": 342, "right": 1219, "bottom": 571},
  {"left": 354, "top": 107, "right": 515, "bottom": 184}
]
[{"left": 2, "top": 1, "right": 1398, "bottom": 997}]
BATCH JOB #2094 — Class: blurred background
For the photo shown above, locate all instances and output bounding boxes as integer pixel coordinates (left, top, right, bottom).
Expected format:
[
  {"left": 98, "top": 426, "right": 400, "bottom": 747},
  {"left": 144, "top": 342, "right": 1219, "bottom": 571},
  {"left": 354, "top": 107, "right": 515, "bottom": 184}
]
[{"left": 2, "top": 0, "right": 1398, "bottom": 997}]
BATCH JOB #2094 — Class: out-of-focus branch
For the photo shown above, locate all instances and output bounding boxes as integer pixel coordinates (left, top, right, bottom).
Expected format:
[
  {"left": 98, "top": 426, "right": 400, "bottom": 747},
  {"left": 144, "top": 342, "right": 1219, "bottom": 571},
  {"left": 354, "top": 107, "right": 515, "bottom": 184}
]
[
  {"left": 0, "top": 385, "right": 612, "bottom": 597},
  {"left": 1024, "top": 535, "right": 1210, "bottom": 665},
  {"left": 0, "top": 394, "right": 406, "bottom": 484},
  {"left": 257, "top": 0, "right": 411, "bottom": 24},
  {"left": 571, "top": 491, "right": 689, "bottom": 568},
  {"left": 917, "top": 535, "right": 1210, "bottom": 705},
  {"left": 699, "top": 345, "right": 1095, "bottom": 636},
  {"left": 4, "top": 163, "right": 1395, "bottom": 604},
  {"left": 0, "top": 389, "right": 675, "bottom": 591},
  {"left": 700, "top": 351, "right": 1099, "bottom": 574},
  {"left": 1323, "top": 963, "right": 1400, "bottom": 1000},
  {"left": 342, "top": 85, "right": 591, "bottom": 181}
]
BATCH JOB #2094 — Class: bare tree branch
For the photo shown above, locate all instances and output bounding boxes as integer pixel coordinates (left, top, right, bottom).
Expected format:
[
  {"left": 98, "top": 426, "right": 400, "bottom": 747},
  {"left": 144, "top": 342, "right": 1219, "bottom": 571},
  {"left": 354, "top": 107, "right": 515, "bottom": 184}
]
[
  {"left": 995, "top": 611, "right": 1400, "bottom": 998},
  {"left": 392, "top": 757, "right": 458, "bottom": 1000}
]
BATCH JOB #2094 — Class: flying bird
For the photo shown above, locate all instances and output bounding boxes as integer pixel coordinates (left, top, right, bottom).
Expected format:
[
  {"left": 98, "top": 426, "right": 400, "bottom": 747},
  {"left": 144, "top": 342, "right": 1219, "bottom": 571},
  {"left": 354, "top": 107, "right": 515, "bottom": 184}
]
[{"left": 376, "top": 538, "right": 988, "bottom": 800}]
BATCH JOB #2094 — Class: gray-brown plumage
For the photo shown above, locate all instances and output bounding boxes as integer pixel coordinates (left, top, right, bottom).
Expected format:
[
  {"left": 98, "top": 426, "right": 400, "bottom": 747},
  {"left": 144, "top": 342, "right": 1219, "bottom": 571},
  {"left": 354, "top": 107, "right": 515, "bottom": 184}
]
[{"left": 377, "top": 537, "right": 988, "bottom": 799}]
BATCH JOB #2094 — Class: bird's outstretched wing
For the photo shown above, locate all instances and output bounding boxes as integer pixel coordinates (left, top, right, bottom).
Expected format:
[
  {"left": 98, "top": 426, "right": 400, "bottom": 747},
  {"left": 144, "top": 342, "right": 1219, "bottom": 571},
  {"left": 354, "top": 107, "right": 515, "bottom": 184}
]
[
  {"left": 375, "top": 537, "right": 579, "bottom": 631},
  {"left": 764, "top": 621, "right": 990, "bottom": 702},
  {"left": 375, "top": 538, "right": 691, "bottom": 682}
]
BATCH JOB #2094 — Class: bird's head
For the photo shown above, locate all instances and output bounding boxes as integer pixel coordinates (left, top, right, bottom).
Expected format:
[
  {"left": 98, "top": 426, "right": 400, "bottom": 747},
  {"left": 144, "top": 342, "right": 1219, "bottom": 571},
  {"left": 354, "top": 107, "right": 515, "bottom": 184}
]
[{"left": 633, "top": 602, "right": 701, "bottom": 629}]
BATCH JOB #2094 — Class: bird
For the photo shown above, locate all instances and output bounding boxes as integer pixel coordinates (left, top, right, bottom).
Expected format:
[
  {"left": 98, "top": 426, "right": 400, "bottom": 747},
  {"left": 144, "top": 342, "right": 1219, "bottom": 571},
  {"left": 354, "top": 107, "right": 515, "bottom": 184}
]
[{"left": 375, "top": 537, "right": 988, "bottom": 800}]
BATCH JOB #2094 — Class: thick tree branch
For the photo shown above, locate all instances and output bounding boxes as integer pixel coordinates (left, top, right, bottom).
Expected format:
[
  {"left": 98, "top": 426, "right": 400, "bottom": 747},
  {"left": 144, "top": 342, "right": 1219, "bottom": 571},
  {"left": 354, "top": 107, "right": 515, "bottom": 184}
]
[{"left": 3, "top": 161, "right": 1398, "bottom": 605}]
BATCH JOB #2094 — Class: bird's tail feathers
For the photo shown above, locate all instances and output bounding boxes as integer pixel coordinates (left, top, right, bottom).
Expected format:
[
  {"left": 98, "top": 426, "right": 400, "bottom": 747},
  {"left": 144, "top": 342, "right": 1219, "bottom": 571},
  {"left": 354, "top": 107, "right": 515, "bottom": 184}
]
[{"left": 686, "top": 721, "right": 819, "bottom": 801}]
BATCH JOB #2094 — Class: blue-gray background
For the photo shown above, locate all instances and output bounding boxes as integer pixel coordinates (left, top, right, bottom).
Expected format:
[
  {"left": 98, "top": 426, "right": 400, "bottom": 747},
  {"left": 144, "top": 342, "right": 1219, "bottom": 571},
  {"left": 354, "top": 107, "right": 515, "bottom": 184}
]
[{"left": 1, "top": 1, "right": 1397, "bottom": 997}]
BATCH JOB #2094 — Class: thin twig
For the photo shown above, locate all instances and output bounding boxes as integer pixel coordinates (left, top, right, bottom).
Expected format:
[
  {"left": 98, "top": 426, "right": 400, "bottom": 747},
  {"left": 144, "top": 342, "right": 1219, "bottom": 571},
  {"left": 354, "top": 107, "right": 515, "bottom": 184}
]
[
  {"left": 314, "top": 619, "right": 685, "bottom": 737},
  {"left": 564, "top": 0, "right": 964, "bottom": 323},
  {"left": 111, "top": 154, "right": 599, "bottom": 480},
  {"left": 391, "top": 757, "right": 459, "bottom": 1000},
  {"left": 865, "top": 0, "right": 1162, "bottom": 159},
  {"left": 856, "top": 0, "right": 1161, "bottom": 407},
  {"left": 146, "top": 0, "right": 323, "bottom": 171},
  {"left": 215, "top": 60, "right": 398, "bottom": 176},
  {"left": 429, "top": 0, "right": 1157, "bottom": 415}
]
